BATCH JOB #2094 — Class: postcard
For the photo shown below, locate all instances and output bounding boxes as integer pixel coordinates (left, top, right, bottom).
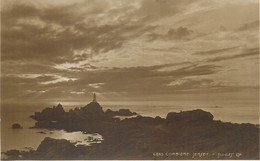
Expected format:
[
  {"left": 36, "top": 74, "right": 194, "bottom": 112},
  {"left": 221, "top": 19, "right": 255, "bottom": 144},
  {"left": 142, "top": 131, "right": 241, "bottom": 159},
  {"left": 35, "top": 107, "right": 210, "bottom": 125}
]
[{"left": 1, "top": 0, "right": 259, "bottom": 160}]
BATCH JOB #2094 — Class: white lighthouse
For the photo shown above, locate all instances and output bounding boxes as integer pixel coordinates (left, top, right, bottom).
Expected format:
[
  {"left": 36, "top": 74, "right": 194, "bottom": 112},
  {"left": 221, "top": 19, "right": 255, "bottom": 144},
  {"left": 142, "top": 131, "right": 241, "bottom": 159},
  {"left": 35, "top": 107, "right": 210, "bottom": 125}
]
[{"left": 93, "top": 93, "right": 97, "bottom": 102}]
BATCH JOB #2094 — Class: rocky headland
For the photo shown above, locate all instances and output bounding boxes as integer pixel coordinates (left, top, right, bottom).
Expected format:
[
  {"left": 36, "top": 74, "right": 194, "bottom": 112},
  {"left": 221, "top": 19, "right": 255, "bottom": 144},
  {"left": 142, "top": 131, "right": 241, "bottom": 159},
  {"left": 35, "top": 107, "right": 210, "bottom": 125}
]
[{"left": 3, "top": 101, "right": 259, "bottom": 160}]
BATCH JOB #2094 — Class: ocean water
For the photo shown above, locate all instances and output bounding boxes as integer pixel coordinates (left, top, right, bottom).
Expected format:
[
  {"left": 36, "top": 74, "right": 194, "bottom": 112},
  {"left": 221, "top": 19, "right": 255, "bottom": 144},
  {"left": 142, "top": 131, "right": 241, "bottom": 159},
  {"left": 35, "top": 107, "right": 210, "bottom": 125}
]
[
  {"left": 1, "top": 100, "right": 259, "bottom": 154},
  {"left": 98, "top": 101, "right": 259, "bottom": 124}
]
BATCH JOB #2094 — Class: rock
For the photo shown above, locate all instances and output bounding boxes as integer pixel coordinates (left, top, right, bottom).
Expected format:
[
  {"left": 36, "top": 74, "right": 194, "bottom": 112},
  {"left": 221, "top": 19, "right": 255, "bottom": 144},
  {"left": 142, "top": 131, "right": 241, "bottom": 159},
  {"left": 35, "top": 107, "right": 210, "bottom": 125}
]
[
  {"left": 105, "top": 108, "right": 137, "bottom": 117},
  {"left": 82, "top": 102, "right": 104, "bottom": 114},
  {"left": 105, "top": 109, "right": 117, "bottom": 116},
  {"left": 36, "top": 137, "right": 78, "bottom": 159},
  {"left": 166, "top": 109, "right": 214, "bottom": 122},
  {"left": 81, "top": 102, "right": 105, "bottom": 120},
  {"left": 12, "top": 123, "right": 23, "bottom": 129},
  {"left": 118, "top": 109, "right": 137, "bottom": 116},
  {"left": 31, "top": 104, "right": 66, "bottom": 121},
  {"left": 55, "top": 104, "right": 65, "bottom": 114},
  {"left": 31, "top": 102, "right": 138, "bottom": 124},
  {"left": 121, "top": 115, "right": 154, "bottom": 124},
  {"left": 154, "top": 116, "right": 164, "bottom": 124},
  {"left": 3, "top": 149, "right": 20, "bottom": 158},
  {"left": 37, "top": 131, "right": 47, "bottom": 134}
]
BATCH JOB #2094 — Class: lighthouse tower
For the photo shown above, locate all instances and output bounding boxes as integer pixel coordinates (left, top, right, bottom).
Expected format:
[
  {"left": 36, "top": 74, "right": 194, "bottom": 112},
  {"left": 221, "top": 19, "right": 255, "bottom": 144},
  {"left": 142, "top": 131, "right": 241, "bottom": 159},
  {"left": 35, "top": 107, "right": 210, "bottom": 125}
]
[{"left": 93, "top": 93, "right": 97, "bottom": 102}]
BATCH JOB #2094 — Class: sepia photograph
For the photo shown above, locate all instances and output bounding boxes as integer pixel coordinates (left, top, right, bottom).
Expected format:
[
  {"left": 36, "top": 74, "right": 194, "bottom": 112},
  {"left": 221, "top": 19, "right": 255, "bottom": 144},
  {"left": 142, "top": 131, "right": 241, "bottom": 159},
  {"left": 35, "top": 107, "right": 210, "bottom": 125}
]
[{"left": 1, "top": 0, "right": 259, "bottom": 160}]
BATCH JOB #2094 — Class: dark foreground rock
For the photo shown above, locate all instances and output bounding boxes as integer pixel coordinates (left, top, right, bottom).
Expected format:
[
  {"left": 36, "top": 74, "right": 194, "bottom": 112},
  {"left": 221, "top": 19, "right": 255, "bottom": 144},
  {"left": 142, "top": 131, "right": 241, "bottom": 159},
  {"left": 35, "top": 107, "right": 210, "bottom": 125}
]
[
  {"left": 12, "top": 123, "right": 23, "bottom": 129},
  {"left": 36, "top": 137, "right": 78, "bottom": 159},
  {"left": 5, "top": 105, "right": 259, "bottom": 160},
  {"left": 3, "top": 137, "right": 79, "bottom": 160}
]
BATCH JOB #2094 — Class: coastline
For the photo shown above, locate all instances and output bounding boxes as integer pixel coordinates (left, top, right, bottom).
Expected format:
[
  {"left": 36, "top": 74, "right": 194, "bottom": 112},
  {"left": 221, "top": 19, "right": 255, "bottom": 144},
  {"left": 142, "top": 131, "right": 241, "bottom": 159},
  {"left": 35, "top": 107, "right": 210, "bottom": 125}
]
[{"left": 2, "top": 102, "right": 259, "bottom": 160}]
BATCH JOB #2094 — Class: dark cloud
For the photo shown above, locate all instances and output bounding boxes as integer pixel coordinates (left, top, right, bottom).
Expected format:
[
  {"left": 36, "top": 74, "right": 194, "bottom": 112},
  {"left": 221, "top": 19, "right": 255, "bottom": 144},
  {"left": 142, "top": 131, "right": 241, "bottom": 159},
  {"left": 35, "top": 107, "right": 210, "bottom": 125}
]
[
  {"left": 136, "top": 0, "right": 194, "bottom": 22},
  {"left": 1, "top": 3, "right": 39, "bottom": 23},
  {"left": 148, "top": 26, "right": 193, "bottom": 41},
  {"left": 1, "top": 2, "right": 157, "bottom": 66},
  {"left": 194, "top": 46, "right": 238, "bottom": 55},
  {"left": 238, "top": 20, "right": 259, "bottom": 31},
  {"left": 207, "top": 47, "right": 259, "bottom": 62},
  {"left": 1, "top": 60, "right": 67, "bottom": 76},
  {"left": 40, "top": 3, "right": 86, "bottom": 26},
  {"left": 167, "top": 27, "right": 192, "bottom": 40}
]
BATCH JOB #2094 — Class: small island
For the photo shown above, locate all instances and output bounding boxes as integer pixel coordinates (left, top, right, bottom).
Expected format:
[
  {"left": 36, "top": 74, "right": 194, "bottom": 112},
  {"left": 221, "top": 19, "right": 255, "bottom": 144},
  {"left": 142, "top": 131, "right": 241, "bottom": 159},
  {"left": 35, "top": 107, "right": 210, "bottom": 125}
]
[
  {"left": 3, "top": 94, "right": 259, "bottom": 160},
  {"left": 12, "top": 123, "right": 23, "bottom": 129}
]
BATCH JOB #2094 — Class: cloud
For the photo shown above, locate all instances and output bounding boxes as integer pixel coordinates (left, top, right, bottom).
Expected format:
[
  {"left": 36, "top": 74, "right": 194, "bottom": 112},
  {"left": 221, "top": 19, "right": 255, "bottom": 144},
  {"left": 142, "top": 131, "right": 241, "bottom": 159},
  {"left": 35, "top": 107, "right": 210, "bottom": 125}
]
[
  {"left": 238, "top": 20, "right": 259, "bottom": 31},
  {"left": 207, "top": 47, "right": 259, "bottom": 62},
  {"left": 1, "top": 3, "right": 39, "bottom": 22},
  {"left": 135, "top": 0, "right": 195, "bottom": 22},
  {"left": 167, "top": 27, "right": 192, "bottom": 40},
  {"left": 88, "top": 83, "right": 105, "bottom": 89},
  {"left": 1, "top": 1, "right": 157, "bottom": 66},
  {"left": 167, "top": 79, "right": 220, "bottom": 90},
  {"left": 1, "top": 0, "right": 259, "bottom": 104},
  {"left": 1, "top": 62, "right": 221, "bottom": 102},
  {"left": 148, "top": 26, "right": 193, "bottom": 41},
  {"left": 194, "top": 46, "right": 239, "bottom": 55}
]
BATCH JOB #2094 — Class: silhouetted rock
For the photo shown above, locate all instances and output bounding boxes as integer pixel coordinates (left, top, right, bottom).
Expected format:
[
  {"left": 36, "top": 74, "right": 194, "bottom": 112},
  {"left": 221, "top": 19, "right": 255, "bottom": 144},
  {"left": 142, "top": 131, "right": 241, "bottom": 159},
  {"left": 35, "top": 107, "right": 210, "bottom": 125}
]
[
  {"left": 31, "top": 104, "right": 66, "bottom": 121},
  {"left": 166, "top": 109, "right": 213, "bottom": 122},
  {"left": 154, "top": 116, "right": 164, "bottom": 123},
  {"left": 155, "top": 116, "right": 162, "bottom": 120},
  {"left": 105, "top": 109, "right": 115, "bottom": 115},
  {"left": 118, "top": 109, "right": 137, "bottom": 116},
  {"left": 2, "top": 149, "right": 21, "bottom": 159},
  {"left": 56, "top": 104, "right": 65, "bottom": 113},
  {"left": 120, "top": 115, "right": 159, "bottom": 126},
  {"left": 81, "top": 102, "right": 105, "bottom": 120},
  {"left": 36, "top": 137, "right": 78, "bottom": 159},
  {"left": 31, "top": 102, "right": 137, "bottom": 125},
  {"left": 37, "top": 131, "right": 47, "bottom": 134},
  {"left": 12, "top": 123, "right": 23, "bottom": 129},
  {"left": 105, "top": 108, "right": 137, "bottom": 117}
]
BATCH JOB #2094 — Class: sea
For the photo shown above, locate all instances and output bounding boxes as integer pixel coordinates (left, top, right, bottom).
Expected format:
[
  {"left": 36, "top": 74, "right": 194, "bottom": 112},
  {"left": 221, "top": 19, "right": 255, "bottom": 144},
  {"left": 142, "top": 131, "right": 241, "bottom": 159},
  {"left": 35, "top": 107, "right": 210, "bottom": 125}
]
[{"left": 1, "top": 100, "right": 259, "bottom": 155}]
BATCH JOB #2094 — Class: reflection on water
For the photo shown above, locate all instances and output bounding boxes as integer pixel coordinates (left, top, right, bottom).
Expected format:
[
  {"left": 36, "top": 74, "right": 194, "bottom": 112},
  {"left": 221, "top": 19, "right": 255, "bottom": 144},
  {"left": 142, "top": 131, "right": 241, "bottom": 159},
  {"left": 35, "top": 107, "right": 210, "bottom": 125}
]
[
  {"left": 57, "top": 131, "right": 103, "bottom": 146},
  {"left": 1, "top": 127, "right": 103, "bottom": 152},
  {"left": 1, "top": 106, "right": 103, "bottom": 153}
]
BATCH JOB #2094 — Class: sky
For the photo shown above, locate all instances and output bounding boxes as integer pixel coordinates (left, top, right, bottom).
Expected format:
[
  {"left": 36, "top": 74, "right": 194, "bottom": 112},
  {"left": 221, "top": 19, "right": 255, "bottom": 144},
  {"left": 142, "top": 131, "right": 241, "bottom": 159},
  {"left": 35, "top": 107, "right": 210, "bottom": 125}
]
[{"left": 1, "top": 0, "right": 259, "bottom": 105}]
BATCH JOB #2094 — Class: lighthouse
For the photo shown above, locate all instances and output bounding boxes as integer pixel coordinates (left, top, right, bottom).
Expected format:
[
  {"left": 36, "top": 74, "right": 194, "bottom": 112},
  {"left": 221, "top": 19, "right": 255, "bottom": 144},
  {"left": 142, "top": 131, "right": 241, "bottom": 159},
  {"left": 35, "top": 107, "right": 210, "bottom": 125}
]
[{"left": 93, "top": 93, "right": 97, "bottom": 102}]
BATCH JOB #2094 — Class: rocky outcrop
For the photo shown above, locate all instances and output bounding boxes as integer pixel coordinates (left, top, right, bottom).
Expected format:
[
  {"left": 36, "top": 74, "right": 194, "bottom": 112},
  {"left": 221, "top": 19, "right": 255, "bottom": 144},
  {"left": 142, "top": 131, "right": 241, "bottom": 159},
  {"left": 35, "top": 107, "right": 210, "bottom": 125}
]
[
  {"left": 36, "top": 137, "right": 78, "bottom": 159},
  {"left": 31, "top": 104, "right": 66, "bottom": 121},
  {"left": 166, "top": 109, "right": 214, "bottom": 122},
  {"left": 105, "top": 108, "right": 137, "bottom": 117},
  {"left": 81, "top": 102, "right": 106, "bottom": 120},
  {"left": 3, "top": 137, "right": 80, "bottom": 160},
  {"left": 12, "top": 123, "right": 23, "bottom": 129},
  {"left": 121, "top": 115, "right": 159, "bottom": 124},
  {"left": 119, "top": 109, "right": 137, "bottom": 116},
  {"left": 31, "top": 102, "right": 138, "bottom": 125},
  {"left": 2, "top": 149, "right": 21, "bottom": 159}
]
